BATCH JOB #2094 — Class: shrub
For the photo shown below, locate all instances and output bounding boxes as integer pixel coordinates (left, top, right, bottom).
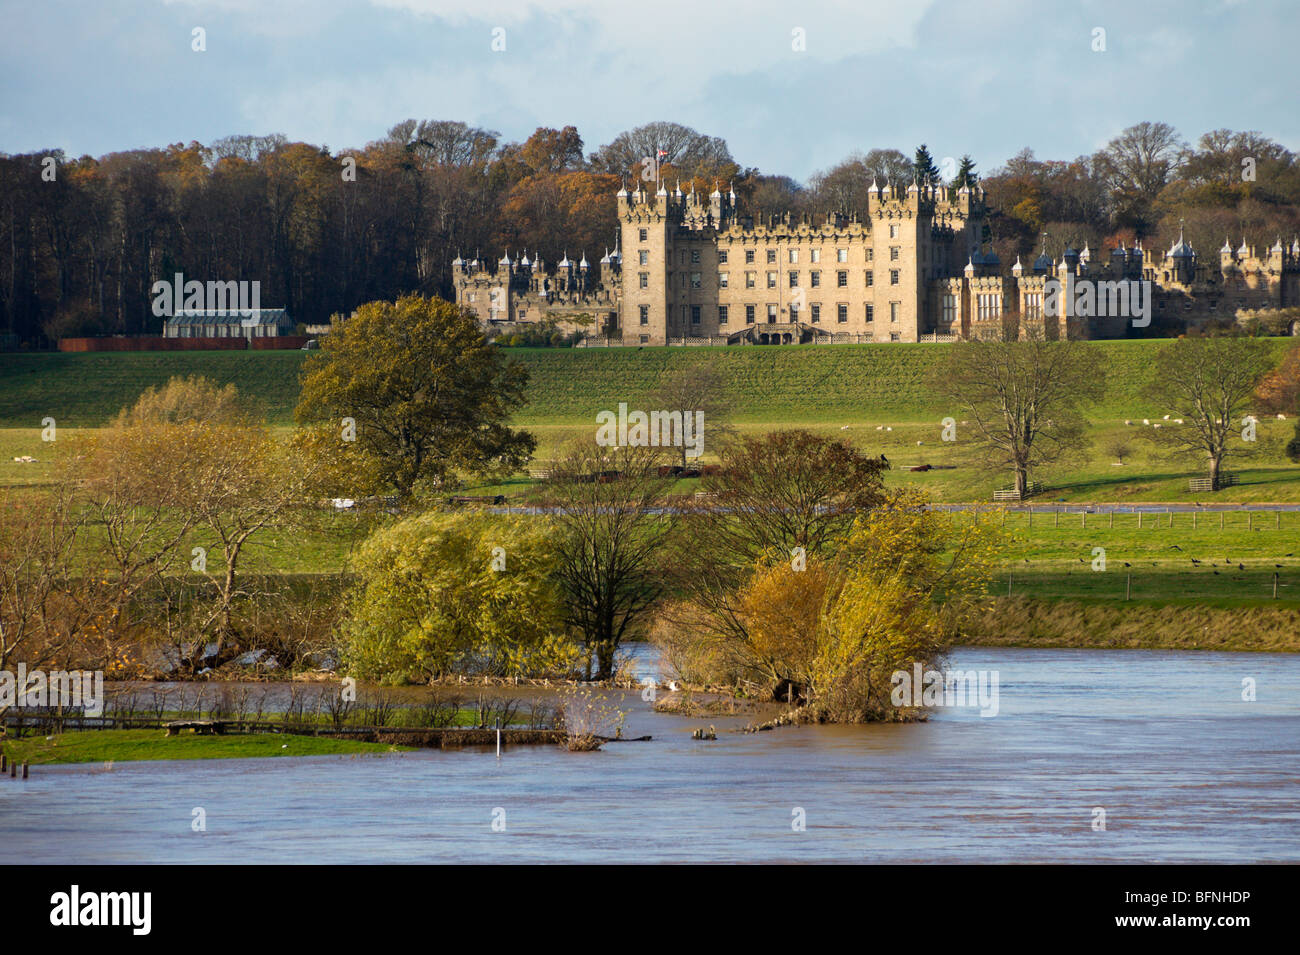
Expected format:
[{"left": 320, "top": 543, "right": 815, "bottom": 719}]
[{"left": 342, "top": 510, "right": 577, "bottom": 682}]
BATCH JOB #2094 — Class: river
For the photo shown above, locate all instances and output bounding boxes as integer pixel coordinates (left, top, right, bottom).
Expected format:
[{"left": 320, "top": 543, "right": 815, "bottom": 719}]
[{"left": 1, "top": 647, "right": 1296, "bottom": 863}]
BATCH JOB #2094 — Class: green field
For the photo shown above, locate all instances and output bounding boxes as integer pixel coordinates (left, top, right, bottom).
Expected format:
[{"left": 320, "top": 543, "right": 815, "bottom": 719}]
[
  {"left": 6, "top": 341, "right": 1297, "bottom": 502},
  {"left": 4, "top": 338, "right": 1293, "bottom": 426},
  {"left": 4, "top": 342, "right": 1300, "bottom": 630},
  {"left": 0, "top": 729, "right": 410, "bottom": 764}
]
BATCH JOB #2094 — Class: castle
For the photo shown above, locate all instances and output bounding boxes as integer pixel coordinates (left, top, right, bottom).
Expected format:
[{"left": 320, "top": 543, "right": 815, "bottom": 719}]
[{"left": 454, "top": 181, "right": 1300, "bottom": 344}]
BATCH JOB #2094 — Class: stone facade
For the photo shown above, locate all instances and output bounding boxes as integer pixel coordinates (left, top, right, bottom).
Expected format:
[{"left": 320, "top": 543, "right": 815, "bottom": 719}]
[{"left": 454, "top": 184, "right": 1300, "bottom": 344}]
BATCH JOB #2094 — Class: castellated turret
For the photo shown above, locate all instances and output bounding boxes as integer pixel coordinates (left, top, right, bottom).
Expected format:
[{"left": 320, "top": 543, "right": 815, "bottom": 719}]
[{"left": 456, "top": 182, "right": 1300, "bottom": 346}]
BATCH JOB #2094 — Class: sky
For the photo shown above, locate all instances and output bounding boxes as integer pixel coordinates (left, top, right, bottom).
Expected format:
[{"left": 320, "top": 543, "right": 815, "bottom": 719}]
[{"left": 1, "top": 0, "right": 1295, "bottom": 182}]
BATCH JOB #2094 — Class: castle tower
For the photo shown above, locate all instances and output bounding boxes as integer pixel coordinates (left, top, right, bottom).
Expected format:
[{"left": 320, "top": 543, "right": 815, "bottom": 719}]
[
  {"left": 1168, "top": 225, "right": 1195, "bottom": 284},
  {"left": 619, "top": 177, "right": 675, "bottom": 343}
]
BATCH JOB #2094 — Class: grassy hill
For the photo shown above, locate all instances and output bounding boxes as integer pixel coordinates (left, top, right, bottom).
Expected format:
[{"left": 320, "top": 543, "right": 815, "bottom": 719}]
[{"left": 3, "top": 338, "right": 1293, "bottom": 427}]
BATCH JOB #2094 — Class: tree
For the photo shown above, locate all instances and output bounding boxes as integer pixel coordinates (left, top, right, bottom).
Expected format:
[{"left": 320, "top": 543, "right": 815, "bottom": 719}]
[
  {"left": 913, "top": 144, "right": 939, "bottom": 186},
  {"left": 343, "top": 510, "right": 573, "bottom": 682},
  {"left": 1093, "top": 121, "right": 1185, "bottom": 230},
  {"left": 546, "top": 443, "right": 675, "bottom": 681},
  {"left": 1255, "top": 340, "right": 1300, "bottom": 416},
  {"left": 933, "top": 333, "right": 1106, "bottom": 497},
  {"left": 1102, "top": 434, "right": 1135, "bottom": 466},
  {"left": 587, "top": 122, "right": 734, "bottom": 181},
  {"left": 0, "top": 485, "right": 97, "bottom": 707},
  {"left": 659, "top": 431, "right": 890, "bottom": 695},
  {"left": 647, "top": 363, "right": 735, "bottom": 468},
  {"left": 1286, "top": 421, "right": 1300, "bottom": 464},
  {"left": 1142, "top": 336, "right": 1276, "bottom": 489},
  {"left": 953, "top": 154, "right": 979, "bottom": 189},
  {"left": 664, "top": 489, "right": 998, "bottom": 718},
  {"left": 684, "top": 430, "right": 890, "bottom": 569},
  {"left": 295, "top": 294, "right": 536, "bottom": 499}
]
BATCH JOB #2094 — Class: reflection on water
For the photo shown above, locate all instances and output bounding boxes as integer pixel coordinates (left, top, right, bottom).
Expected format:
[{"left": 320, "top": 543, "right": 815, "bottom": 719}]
[{"left": 2, "top": 648, "right": 1297, "bottom": 863}]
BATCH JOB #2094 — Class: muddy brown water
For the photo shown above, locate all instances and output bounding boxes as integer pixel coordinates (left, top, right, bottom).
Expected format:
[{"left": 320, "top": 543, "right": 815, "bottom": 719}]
[{"left": 1, "top": 647, "right": 1296, "bottom": 863}]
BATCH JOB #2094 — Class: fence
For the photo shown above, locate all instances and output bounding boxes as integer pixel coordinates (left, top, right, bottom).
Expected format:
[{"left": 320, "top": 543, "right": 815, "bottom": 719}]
[
  {"left": 58, "top": 335, "right": 310, "bottom": 352},
  {"left": 1189, "top": 474, "right": 1238, "bottom": 492}
]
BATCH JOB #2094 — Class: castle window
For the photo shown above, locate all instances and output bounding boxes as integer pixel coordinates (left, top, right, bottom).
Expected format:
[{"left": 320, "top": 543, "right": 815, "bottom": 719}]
[
  {"left": 767, "top": 304, "right": 778, "bottom": 322},
  {"left": 468, "top": 293, "right": 476, "bottom": 302},
  {"left": 639, "top": 273, "right": 649, "bottom": 289},
  {"left": 691, "top": 305, "right": 701, "bottom": 325},
  {"left": 943, "top": 294, "right": 957, "bottom": 325},
  {"left": 719, "top": 272, "right": 729, "bottom": 288},
  {"left": 767, "top": 271, "right": 777, "bottom": 289},
  {"left": 788, "top": 271, "right": 799, "bottom": 288},
  {"left": 837, "top": 271, "right": 848, "bottom": 288},
  {"left": 837, "top": 304, "right": 848, "bottom": 323},
  {"left": 789, "top": 249, "right": 799, "bottom": 264},
  {"left": 640, "top": 334, "right": 649, "bottom": 343},
  {"left": 691, "top": 272, "right": 701, "bottom": 289},
  {"left": 746, "top": 305, "right": 756, "bottom": 324},
  {"left": 746, "top": 271, "right": 756, "bottom": 288},
  {"left": 639, "top": 229, "right": 648, "bottom": 241},
  {"left": 789, "top": 302, "right": 800, "bottom": 320},
  {"left": 690, "top": 250, "right": 700, "bottom": 264},
  {"left": 867, "top": 248, "right": 873, "bottom": 261},
  {"left": 767, "top": 249, "right": 777, "bottom": 264},
  {"left": 811, "top": 271, "right": 821, "bottom": 287},
  {"left": 890, "top": 332, "right": 901, "bottom": 342},
  {"left": 890, "top": 224, "right": 899, "bottom": 239},
  {"left": 810, "top": 249, "right": 821, "bottom": 263},
  {"left": 837, "top": 249, "right": 848, "bottom": 263},
  {"left": 718, "top": 306, "right": 728, "bottom": 324},
  {"left": 866, "top": 304, "right": 874, "bottom": 322},
  {"left": 890, "top": 270, "right": 900, "bottom": 285},
  {"left": 639, "top": 305, "right": 649, "bottom": 325},
  {"left": 890, "top": 302, "right": 900, "bottom": 323},
  {"left": 866, "top": 270, "right": 873, "bottom": 287},
  {"left": 745, "top": 249, "right": 756, "bottom": 264},
  {"left": 890, "top": 247, "right": 900, "bottom": 261},
  {"left": 811, "top": 304, "right": 821, "bottom": 323},
  {"left": 680, "top": 251, "right": 687, "bottom": 266},
  {"left": 639, "top": 250, "right": 649, "bottom": 265},
  {"left": 1023, "top": 293, "right": 1041, "bottom": 319},
  {"left": 718, "top": 250, "right": 728, "bottom": 264}
]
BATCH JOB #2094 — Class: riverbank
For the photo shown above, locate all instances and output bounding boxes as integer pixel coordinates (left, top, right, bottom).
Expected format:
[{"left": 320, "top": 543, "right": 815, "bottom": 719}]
[
  {"left": 961, "top": 597, "right": 1300, "bottom": 652},
  {"left": 0, "top": 728, "right": 411, "bottom": 765}
]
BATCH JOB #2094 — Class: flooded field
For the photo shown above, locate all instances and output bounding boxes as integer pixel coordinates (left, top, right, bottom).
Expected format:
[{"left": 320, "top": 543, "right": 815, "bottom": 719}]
[{"left": 2, "top": 647, "right": 1297, "bottom": 863}]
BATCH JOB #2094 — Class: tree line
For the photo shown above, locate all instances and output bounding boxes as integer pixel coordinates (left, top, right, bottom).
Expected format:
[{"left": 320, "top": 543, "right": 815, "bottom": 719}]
[{"left": 3, "top": 119, "right": 1297, "bottom": 346}]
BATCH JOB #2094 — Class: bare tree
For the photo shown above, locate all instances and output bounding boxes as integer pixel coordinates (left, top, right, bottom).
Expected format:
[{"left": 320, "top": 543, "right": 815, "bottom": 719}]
[
  {"left": 588, "top": 122, "right": 733, "bottom": 179},
  {"left": 1143, "top": 336, "right": 1275, "bottom": 489},
  {"left": 0, "top": 485, "right": 92, "bottom": 710},
  {"left": 933, "top": 331, "right": 1106, "bottom": 498},
  {"left": 546, "top": 443, "right": 675, "bottom": 681},
  {"left": 647, "top": 364, "right": 736, "bottom": 469}
]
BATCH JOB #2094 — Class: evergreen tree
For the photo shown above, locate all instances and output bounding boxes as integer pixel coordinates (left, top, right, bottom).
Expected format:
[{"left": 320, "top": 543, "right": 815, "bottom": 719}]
[
  {"left": 953, "top": 154, "right": 979, "bottom": 188},
  {"left": 913, "top": 144, "right": 939, "bottom": 186}
]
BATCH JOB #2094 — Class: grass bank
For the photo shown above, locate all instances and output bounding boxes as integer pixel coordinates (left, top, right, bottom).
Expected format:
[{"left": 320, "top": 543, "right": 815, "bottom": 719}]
[
  {"left": 961, "top": 597, "right": 1300, "bottom": 652},
  {"left": 0, "top": 728, "right": 411, "bottom": 764}
]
